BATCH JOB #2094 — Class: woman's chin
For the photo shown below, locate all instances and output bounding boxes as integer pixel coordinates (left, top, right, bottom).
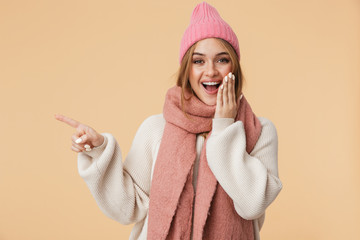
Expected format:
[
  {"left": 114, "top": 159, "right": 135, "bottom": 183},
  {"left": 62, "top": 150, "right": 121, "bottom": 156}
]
[{"left": 199, "top": 96, "right": 217, "bottom": 106}]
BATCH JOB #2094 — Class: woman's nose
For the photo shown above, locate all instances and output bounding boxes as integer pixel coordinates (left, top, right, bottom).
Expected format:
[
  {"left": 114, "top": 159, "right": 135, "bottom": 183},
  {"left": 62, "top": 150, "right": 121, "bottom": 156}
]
[{"left": 205, "top": 62, "right": 218, "bottom": 77}]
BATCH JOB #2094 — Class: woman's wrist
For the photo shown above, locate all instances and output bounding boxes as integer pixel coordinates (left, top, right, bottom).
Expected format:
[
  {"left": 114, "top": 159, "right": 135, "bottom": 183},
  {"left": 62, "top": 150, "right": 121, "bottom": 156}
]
[{"left": 212, "top": 118, "right": 235, "bottom": 135}]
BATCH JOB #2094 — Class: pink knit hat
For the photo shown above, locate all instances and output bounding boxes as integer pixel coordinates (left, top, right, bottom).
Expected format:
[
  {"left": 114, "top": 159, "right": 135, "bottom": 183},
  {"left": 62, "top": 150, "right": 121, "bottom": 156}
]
[{"left": 179, "top": 2, "right": 240, "bottom": 63}]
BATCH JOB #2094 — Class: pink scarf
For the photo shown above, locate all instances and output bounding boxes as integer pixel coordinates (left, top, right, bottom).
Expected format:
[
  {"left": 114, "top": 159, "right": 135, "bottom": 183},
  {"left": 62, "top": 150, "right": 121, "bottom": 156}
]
[{"left": 147, "top": 86, "right": 262, "bottom": 240}]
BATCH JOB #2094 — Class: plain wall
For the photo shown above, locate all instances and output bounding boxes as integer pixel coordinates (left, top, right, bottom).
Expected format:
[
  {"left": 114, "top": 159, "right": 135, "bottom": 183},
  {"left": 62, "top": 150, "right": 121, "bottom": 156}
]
[{"left": 1, "top": 0, "right": 359, "bottom": 239}]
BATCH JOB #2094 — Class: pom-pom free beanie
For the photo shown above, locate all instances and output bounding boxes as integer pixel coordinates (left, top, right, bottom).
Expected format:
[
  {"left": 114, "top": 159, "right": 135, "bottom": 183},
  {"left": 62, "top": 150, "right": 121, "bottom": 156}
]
[{"left": 179, "top": 2, "right": 240, "bottom": 63}]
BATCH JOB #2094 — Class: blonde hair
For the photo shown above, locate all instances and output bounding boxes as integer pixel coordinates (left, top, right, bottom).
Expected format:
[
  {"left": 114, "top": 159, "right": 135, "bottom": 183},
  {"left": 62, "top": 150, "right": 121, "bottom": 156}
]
[{"left": 176, "top": 38, "right": 244, "bottom": 110}]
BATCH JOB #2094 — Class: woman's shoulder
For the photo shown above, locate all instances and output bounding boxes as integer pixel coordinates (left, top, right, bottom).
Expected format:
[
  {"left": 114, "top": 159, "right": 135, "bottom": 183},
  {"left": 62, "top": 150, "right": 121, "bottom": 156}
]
[
  {"left": 141, "top": 113, "right": 166, "bottom": 128},
  {"left": 257, "top": 116, "right": 278, "bottom": 139},
  {"left": 257, "top": 116, "right": 276, "bottom": 127},
  {"left": 136, "top": 114, "right": 166, "bottom": 139}
]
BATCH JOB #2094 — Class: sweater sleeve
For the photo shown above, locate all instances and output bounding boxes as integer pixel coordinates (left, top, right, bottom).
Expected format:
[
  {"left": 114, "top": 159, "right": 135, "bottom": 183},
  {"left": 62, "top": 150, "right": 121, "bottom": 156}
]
[
  {"left": 77, "top": 114, "right": 165, "bottom": 225},
  {"left": 206, "top": 117, "right": 282, "bottom": 220}
]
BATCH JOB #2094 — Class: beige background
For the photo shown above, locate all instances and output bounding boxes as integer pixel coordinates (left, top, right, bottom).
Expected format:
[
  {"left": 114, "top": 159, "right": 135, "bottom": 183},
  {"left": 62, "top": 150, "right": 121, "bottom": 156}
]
[{"left": 1, "top": 0, "right": 359, "bottom": 239}]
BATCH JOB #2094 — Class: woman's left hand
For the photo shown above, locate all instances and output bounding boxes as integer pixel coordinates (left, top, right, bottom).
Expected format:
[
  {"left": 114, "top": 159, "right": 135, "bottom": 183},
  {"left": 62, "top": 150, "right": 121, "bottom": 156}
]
[{"left": 214, "top": 72, "right": 237, "bottom": 119}]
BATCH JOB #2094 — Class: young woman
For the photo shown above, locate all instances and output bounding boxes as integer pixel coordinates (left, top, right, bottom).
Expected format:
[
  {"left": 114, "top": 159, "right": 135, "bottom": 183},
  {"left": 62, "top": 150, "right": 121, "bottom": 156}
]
[{"left": 55, "top": 2, "right": 282, "bottom": 239}]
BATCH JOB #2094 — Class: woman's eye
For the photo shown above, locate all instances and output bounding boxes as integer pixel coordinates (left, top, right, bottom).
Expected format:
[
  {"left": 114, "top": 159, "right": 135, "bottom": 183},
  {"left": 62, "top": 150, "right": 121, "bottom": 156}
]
[
  {"left": 218, "top": 58, "right": 230, "bottom": 63},
  {"left": 193, "top": 59, "right": 204, "bottom": 64}
]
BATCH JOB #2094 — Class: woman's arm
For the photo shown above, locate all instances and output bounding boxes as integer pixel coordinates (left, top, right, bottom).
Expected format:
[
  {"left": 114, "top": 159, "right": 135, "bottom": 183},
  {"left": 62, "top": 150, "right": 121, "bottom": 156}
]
[
  {"left": 206, "top": 117, "right": 282, "bottom": 220},
  {"left": 78, "top": 115, "right": 165, "bottom": 224}
]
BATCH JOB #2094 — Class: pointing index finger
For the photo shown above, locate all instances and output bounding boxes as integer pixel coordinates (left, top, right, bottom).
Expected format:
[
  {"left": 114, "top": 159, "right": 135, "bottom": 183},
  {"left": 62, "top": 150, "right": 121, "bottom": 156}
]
[{"left": 55, "top": 114, "right": 81, "bottom": 128}]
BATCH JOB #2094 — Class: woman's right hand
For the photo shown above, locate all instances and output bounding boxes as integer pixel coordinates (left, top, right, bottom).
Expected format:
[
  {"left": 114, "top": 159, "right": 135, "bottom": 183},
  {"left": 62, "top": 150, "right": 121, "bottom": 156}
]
[{"left": 54, "top": 114, "right": 104, "bottom": 152}]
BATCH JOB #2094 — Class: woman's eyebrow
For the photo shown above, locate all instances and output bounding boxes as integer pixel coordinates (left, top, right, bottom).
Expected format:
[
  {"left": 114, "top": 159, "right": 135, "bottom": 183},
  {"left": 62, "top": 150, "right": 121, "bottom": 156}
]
[
  {"left": 216, "top": 52, "right": 229, "bottom": 56},
  {"left": 192, "top": 52, "right": 229, "bottom": 56}
]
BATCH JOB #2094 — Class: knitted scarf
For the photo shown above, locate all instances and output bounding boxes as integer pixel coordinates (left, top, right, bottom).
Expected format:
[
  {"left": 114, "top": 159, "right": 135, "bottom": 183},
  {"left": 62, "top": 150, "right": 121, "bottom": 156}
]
[{"left": 147, "top": 86, "right": 262, "bottom": 240}]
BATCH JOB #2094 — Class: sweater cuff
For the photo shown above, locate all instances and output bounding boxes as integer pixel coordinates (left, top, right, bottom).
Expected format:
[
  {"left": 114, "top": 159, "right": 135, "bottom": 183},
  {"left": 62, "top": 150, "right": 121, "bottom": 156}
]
[
  {"left": 83, "top": 133, "right": 108, "bottom": 159},
  {"left": 212, "top": 118, "right": 235, "bottom": 135}
]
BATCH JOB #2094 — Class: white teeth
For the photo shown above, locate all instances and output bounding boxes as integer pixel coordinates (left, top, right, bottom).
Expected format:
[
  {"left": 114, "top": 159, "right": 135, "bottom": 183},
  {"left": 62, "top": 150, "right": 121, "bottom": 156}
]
[{"left": 202, "top": 82, "right": 220, "bottom": 86}]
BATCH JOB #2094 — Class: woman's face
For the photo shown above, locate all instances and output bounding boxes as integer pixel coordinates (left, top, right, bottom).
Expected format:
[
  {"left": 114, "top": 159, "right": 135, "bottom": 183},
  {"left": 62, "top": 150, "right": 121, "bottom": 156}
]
[{"left": 189, "top": 38, "right": 232, "bottom": 106}]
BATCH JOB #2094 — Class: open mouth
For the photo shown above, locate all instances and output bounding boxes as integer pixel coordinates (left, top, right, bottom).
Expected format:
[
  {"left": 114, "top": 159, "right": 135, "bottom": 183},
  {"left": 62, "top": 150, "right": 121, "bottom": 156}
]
[{"left": 201, "top": 81, "right": 222, "bottom": 94}]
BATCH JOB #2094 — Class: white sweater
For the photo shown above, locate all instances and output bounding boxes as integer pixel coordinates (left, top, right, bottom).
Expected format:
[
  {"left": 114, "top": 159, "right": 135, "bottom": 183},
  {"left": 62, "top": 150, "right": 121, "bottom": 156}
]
[{"left": 77, "top": 114, "right": 282, "bottom": 240}]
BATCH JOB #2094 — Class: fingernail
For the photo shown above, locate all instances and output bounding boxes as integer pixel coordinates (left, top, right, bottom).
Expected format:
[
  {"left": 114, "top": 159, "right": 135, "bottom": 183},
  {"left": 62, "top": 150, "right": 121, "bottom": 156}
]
[
  {"left": 232, "top": 74, "right": 235, "bottom": 80},
  {"left": 84, "top": 144, "right": 90, "bottom": 149},
  {"left": 220, "top": 85, "right": 224, "bottom": 90},
  {"left": 225, "top": 76, "right": 228, "bottom": 82},
  {"left": 75, "top": 138, "right": 82, "bottom": 144},
  {"left": 85, "top": 148, "right": 91, "bottom": 152}
]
